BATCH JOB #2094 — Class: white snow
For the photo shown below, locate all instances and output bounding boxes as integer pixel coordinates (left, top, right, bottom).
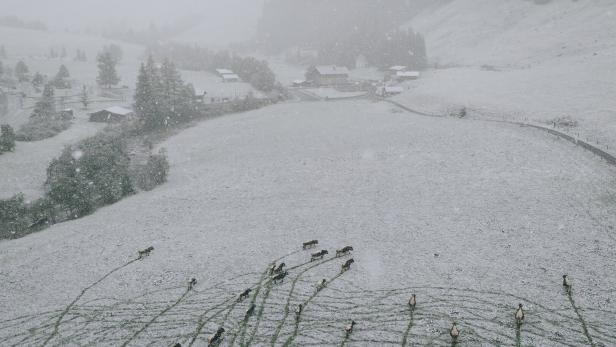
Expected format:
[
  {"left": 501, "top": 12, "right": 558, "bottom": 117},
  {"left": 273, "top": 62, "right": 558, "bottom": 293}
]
[
  {"left": 396, "top": 0, "right": 616, "bottom": 149},
  {"left": 1, "top": 100, "right": 615, "bottom": 345}
]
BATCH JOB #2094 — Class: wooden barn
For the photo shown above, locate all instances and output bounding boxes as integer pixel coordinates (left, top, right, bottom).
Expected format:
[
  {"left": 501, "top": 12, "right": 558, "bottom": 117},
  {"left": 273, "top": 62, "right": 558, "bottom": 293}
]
[
  {"left": 305, "top": 65, "right": 350, "bottom": 86},
  {"left": 89, "top": 106, "right": 134, "bottom": 123}
]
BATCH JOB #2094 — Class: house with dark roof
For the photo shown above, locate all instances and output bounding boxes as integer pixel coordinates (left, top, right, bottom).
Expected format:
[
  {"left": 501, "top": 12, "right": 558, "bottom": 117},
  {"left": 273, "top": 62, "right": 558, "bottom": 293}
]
[
  {"left": 89, "top": 106, "right": 134, "bottom": 123},
  {"left": 305, "top": 65, "right": 350, "bottom": 86}
]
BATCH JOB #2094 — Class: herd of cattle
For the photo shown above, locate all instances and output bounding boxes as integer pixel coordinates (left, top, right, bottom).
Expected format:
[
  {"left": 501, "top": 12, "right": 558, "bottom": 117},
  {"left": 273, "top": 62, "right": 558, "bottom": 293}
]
[{"left": 137, "top": 240, "right": 533, "bottom": 346}]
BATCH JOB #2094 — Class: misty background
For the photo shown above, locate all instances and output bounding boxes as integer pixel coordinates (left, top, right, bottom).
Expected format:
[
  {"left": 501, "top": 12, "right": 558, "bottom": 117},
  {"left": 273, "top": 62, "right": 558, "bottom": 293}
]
[{"left": 1, "top": 0, "right": 264, "bottom": 46}]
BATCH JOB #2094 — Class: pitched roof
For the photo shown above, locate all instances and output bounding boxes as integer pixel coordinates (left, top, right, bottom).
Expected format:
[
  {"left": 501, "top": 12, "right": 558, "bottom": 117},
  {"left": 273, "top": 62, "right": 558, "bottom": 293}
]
[
  {"left": 222, "top": 74, "right": 240, "bottom": 80},
  {"left": 314, "top": 65, "right": 349, "bottom": 76},
  {"left": 396, "top": 71, "right": 421, "bottom": 77},
  {"left": 216, "top": 68, "right": 234, "bottom": 75},
  {"left": 101, "top": 106, "right": 133, "bottom": 116}
]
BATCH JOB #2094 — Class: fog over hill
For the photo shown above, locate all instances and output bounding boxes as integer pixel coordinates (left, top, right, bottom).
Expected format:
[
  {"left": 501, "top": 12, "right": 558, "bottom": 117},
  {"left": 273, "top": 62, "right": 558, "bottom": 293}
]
[{"left": 1, "top": 0, "right": 263, "bottom": 45}]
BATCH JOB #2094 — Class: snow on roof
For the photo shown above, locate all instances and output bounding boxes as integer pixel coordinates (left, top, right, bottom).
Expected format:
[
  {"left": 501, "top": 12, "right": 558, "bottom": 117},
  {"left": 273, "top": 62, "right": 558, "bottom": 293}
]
[
  {"left": 314, "top": 65, "right": 350, "bottom": 76},
  {"left": 102, "top": 106, "right": 133, "bottom": 116},
  {"left": 222, "top": 74, "right": 240, "bottom": 80},
  {"left": 397, "top": 71, "right": 421, "bottom": 77},
  {"left": 385, "top": 86, "right": 404, "bottom": 93},
  {"left": 390, "top": 65, "right": 407, "bottom": 71},
  {"left": 216, "top": 69, "right": 234, "bottom": 75}
]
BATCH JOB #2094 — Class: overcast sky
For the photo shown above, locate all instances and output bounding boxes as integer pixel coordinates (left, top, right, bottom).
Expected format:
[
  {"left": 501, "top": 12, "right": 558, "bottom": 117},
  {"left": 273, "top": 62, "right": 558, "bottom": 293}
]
[{"left": 2, "top": 0, "right": 264, "bottom": 44}]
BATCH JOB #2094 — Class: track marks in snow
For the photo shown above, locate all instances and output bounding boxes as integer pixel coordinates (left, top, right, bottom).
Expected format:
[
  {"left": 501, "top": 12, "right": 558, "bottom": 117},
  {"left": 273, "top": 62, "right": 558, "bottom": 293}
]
[{"left": 1, "top": 250, "right": 615, "bottom": 346}]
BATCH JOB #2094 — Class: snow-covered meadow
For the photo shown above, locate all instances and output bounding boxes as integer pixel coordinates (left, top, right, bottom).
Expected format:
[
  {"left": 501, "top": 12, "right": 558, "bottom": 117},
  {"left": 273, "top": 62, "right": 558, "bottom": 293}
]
[{"left": 1, "top": 100, "right": 615, "bottom": 346}]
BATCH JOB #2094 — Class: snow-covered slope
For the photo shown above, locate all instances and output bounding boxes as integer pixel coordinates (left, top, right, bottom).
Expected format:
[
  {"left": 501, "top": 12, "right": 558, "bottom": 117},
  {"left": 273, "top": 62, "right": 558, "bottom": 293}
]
[
  {"left": 410, "top": 0, "right": 616, "bottom": 67},
  {"left": 1, "top": 100, "right": 615, "bottom": 346},
  {"left": 397, "top": 0, "right": 616, "bottom": 149}
]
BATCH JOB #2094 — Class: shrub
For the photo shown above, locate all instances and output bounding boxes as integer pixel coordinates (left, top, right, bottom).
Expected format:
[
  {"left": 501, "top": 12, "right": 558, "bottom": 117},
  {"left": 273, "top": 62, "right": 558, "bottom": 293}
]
[
  {"left": 46, "top": 132, "right": 134, "bottom": 218},
  {"left": 0, "top": 194, "right": 30, "bottom": 239},
  {"left": 16, "top": 117, "right": 72, "bottom": 141},
  {"left": 135, "top": 149, "right": 170, "bottom": 191},
  {"left": 0, "top": 124, "right": 16, "bottom": 152}
]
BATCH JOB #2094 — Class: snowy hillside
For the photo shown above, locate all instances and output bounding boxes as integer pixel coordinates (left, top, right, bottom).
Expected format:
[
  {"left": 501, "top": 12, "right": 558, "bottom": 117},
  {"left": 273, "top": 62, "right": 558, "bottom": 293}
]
[
  {"left": 1, "top": 100, "right": 615, "bottom": 346},
  {"left": 397, "top": 0, "right": 616, "bottom": 149}
]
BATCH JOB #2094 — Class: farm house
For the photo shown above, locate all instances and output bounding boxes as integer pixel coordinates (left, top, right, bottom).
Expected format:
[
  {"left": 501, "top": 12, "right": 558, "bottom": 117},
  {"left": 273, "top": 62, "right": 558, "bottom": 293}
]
[
  {"left": 305, "top": 65, "right": 350, "bottom": 86},
  {"left": 89, "top": 106, "right": 134, "bottom": 123}
]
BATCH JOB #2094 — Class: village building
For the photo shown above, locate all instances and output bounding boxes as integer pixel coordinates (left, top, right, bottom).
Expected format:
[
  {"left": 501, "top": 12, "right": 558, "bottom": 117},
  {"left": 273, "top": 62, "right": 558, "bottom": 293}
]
[
  {"left": 89, "top": 106, "right": 134, "bottom": 123},
  {"left": 221, "top": 73, "right": 241, "bottom": 83},
  {"left": 305, "top": 65, "right": 350, "bottom": 86},
  {"left": 396, "top": 71, "right": 421, "bottom": 81},
  {"left": 389, "top": 65, "right": 407, "bottom": 72},
  {"left": 215, "top": 68, "right": 234, "bottom": 76}
]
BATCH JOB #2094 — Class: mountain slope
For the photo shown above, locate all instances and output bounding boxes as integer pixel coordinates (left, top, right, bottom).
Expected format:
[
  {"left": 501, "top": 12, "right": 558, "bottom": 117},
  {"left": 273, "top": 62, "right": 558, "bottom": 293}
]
[{"left": 395, "top": 0, "right": 616, "bottom": 149}]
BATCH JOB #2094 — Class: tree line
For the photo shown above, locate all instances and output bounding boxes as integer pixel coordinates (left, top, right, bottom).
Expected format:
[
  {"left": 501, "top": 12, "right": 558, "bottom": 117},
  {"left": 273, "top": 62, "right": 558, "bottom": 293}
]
[
  {"left": 146, "top": 43, "right": 278, "bottom": 93},
  {"left": 257, "top": 0, "right": 429, "bottom": 70}
]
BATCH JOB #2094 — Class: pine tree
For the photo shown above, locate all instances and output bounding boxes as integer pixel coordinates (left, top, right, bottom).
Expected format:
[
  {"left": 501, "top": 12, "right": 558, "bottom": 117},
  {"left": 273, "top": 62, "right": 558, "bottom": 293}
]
[
  {"left": 134, "top": 57, "right": 163, "bottom": 129},
  {"left": 0, "top": 124, "right": 16, "bottom": 152},
  {"left": 53, "top": 65, "right": 70, "bottom": 89},
  {"left": 0, "top": 45, "right": 6, "bottom": 59},
  {"left": 60, "top": 46, "right": 67, "bottom": 59},
  {"left": 80, "top": 85, "right": 89, "bottom": 110},
  {"left": 31, "top": 84, "right": 56, "bottom": 119},
  {"left": 15, "top": 61, "right": 29, "bottom": 82},
  {"left": 0, "top": 60, "right": 4, "bottom": 76},
  {"left": 31, "top": 72, "right": 45, "bottom": 89},
  {"left": 96, "top": 51, "right": 120, "bottom": 88},
  {"left": 160, "top": 59, "right": 186, "bottom": 124}
]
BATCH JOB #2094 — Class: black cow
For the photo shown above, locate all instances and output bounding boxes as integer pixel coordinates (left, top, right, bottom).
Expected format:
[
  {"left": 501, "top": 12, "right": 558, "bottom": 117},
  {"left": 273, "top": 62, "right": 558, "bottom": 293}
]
[
  {"left": 316, "top": 279, "right": 327, "bottom": 292},
  {"left": 237, "top": 288, "right": 252, "bottom": 302},
  {"left": 208, "top": 327, "right": 225, "bottom": 346},
  {"left": 341, "top": 259, "right": 355, "bottom": 272},
  {"left": 138, "top": 246, "right": 154, "bottom": 259},
  {"left": 302, "top": 240, "right": 319, "bottom": 250},
  {"left": 311, "top": 250, "right": 329, "bottom": 261},
  {"left": 272, "top": 270, "right": 288, "bottom": 284},
  {"left": 273, "top": 262, "right": 286, "bottom": 274},
  {"left": 336, "top": 246, "right": 353, "bottom": 257},
  {"left": 188, "top": 278, "right": 197, "bottom": 290}
]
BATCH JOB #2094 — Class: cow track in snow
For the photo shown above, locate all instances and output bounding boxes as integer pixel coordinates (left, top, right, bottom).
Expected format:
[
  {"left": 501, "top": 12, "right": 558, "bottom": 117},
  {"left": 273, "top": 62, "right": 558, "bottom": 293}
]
[{"left": 0, "top": 248, "right": 614, "bottom": 347}]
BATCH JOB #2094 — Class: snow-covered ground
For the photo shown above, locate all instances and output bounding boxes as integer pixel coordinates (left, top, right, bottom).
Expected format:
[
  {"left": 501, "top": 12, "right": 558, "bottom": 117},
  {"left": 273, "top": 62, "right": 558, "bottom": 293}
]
[
  {"left": 396, "top": 0, "right": 616, "bottom": 149},
  {"left": 182, "top": 70, "right": 263, "bottom": 100},
  {"left": 0, "top": 104, "right": 113, "bottom": 200},
  {"left": 1, "top": 100, "right": 615, "bottom": 346},
  {"left": 0, "top": 27, "right": 145, "bottom": 88}
]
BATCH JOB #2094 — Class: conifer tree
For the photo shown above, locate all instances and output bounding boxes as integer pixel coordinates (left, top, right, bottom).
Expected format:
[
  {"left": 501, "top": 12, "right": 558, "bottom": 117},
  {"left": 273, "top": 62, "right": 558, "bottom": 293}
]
[{"left": 96, "top": 51, "right": 120, "bottom": 88}]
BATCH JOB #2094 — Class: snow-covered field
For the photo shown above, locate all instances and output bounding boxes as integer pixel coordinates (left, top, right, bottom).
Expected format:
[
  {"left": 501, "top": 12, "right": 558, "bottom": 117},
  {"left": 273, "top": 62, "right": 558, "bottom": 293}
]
[
  {"left": 0, "top": 102, "right": 116, "bottom": 200},
  {"left": 1, "top": 100, "right": 615, "bottom": 346},
  {"left": 396, "top": 0, "right": 616, "bottom": 149},
  {"left": 183, "top": 71, "right": 263, "bottom": 100}
]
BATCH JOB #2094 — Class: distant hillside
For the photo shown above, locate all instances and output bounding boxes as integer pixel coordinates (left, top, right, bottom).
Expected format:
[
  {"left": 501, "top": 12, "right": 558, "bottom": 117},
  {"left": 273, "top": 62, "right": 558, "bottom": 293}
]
[
  {"left": 406, "top": 0, "right": 616, "bottom": 67},
  {"left": 394, "top": 0, "right": 616, "bottom": 150}
]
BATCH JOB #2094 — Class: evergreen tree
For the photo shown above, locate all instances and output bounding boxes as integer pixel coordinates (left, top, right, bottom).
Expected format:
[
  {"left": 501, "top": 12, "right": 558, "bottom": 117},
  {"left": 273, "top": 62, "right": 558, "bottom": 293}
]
[
  {"left": 102, "top": 44, "right": 123, "bottom": 63},
  {"left": 0, "top": 45, "right": 6, "bottom": 59},
  {"left": 0, "top": 60, "right": 4, "bottom": 76},
  {"left": 60, "top": 46, "right": 67, "bottom": 59},
  {"left": 14, "top": 60, "right": 29, "bottom": 82},
  {"left": 80, "top": 85, "right": 89, "bottom": 109},
  {"left": 159, "top": 59, "right": 187, "bottom": 124},
  {"left": 134, "top": 56, "right": 164, "bottom": 129},
  {"left": 53, "top": 65, "right": 71, "bottom": 89},
  {"left": 31, "top": 72, "right": 45, "bottom": 89},
  {"left": 31, "top": 84, "right": 56, "bottom": 119},
  {"left": 0, "top": 124, "right": 16, "bottom": 152},
  {"left": 49, "top": 47, "right": 57, "bottom": 59},
  {"left": 96, "top": 51, "right": 120, "bottom": 88}
]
